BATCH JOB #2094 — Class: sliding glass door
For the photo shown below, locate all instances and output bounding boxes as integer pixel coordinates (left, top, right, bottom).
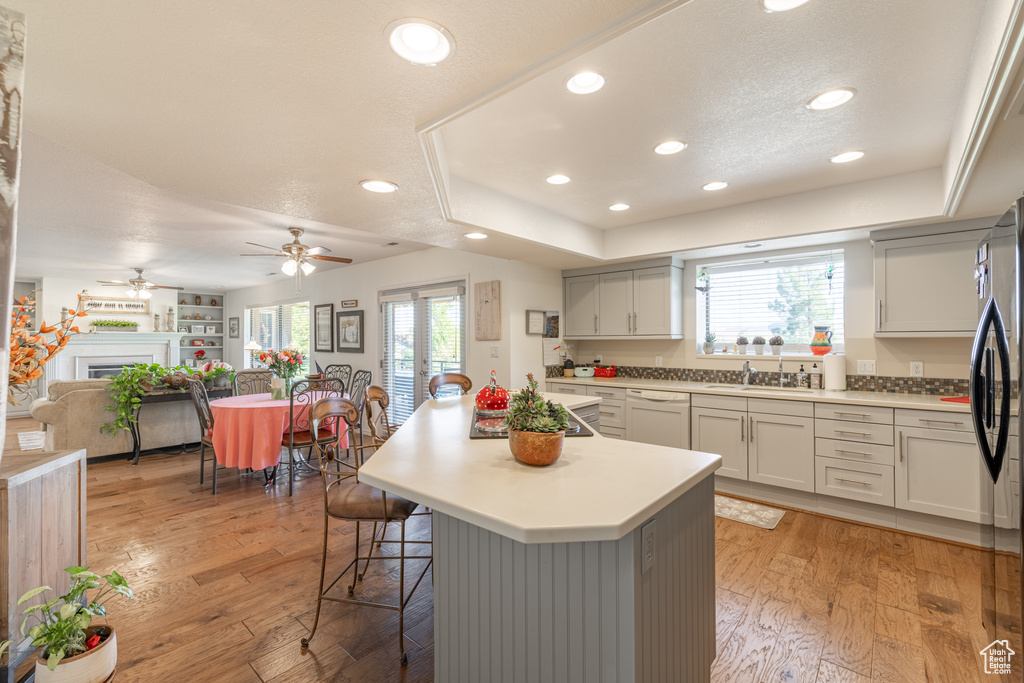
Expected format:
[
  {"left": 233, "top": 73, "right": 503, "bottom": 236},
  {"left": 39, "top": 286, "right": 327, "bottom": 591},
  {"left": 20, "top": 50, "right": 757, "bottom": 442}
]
[{"left": 381, "top": 281, "right": 466, "bottom": 423}]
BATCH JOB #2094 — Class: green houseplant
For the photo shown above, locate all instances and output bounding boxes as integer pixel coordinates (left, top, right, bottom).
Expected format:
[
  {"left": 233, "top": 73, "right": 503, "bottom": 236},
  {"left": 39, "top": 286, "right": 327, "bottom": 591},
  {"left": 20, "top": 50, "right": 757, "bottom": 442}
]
[
  {"left": 503, "top": 373, "right": 570, "bottom": 466},
  {"left": 752, "top": 335, "right": 766, "bottom": 355},
  {"left": 20, "top": 566, "right": 133, "bottom": 681},
  {"left": 769, "top": 335, "right": 784, "bottom": 355},
  {"left": 90, "top": 320, "right": 139, "bottom": 330},
  {"left": 736, "top": 335, "right": 749, "bottom": 355},
  {"left": 703, "top": 332, "right": 716, "bottom": 355},
  {"left": 101, "top": 363, "right": 197, "bottom": 434}
]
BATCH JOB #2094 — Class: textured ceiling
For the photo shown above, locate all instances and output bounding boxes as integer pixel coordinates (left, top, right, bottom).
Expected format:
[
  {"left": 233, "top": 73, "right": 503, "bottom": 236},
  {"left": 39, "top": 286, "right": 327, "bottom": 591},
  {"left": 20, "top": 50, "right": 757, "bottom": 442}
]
[{"left": 6, "top": 0, "right": 1024, "bottom": 291}]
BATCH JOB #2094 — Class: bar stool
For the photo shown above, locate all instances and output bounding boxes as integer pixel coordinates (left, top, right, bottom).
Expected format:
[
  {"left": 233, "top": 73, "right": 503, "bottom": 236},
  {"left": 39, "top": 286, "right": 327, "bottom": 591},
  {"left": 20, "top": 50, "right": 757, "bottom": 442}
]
[
  {"left": 300, "top": 397, "right": 432, "bottom": 664},
  {"left": 427, "top": 372, "right": 472, "bottom": 398}
]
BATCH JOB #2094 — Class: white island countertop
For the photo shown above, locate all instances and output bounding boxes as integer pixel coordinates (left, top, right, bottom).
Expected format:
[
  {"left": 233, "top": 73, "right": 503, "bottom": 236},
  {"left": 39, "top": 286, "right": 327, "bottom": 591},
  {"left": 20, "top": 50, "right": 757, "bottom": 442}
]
[{"left": 358, "top": 393, "right": 721, "bottom": 544}]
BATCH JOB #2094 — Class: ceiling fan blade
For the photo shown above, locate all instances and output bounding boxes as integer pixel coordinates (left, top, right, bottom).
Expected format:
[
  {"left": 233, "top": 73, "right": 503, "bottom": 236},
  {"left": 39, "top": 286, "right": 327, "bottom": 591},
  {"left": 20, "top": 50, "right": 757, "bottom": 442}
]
[
  {"left": 96, "top": 280, "right": 127, "bottom": 285},
  {"left": 306, "top": 246, "right": 331, "bottom": 255},
  {"left": 245, "top": 241, "right": 280, "bottom": 251},
  {"left": 151, "top": 285, "right": 184, "bottom": 290},
  {"left": 309, "top": 254, "right": 353, "bottom": 264},
  {"left": 240, "top": 253, "right": 286, "bottom": 257}
]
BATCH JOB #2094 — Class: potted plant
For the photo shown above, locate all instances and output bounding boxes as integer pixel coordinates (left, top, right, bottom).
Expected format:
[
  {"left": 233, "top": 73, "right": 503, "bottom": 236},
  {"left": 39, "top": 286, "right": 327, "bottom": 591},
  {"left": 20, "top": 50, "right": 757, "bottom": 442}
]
[
  {"left": 19, "top": 565, "right": 133, "bottom": 682},
  {"left": 101, "top": 362, "right": 193, "bottom": 435},
  {"left": 204, "top": 365, "right": 234, "bottom": 389},
  {"left": 90, "top": 320, "right": 139, "bottom": 331},
  {"left": 752, "top": 336, "right": 766, "bottom": 355},
  {"left": 769, "top": 335, "right": 784, "bottom": 355},
  {"left": 503, "top": 373, "right": 570, "bottom": 466},
  {"left": 703, "top": 332, "right": 716, "bottom": 355},
  {"left": 736, "top": 336, "right": 749, "bottom": 355}
]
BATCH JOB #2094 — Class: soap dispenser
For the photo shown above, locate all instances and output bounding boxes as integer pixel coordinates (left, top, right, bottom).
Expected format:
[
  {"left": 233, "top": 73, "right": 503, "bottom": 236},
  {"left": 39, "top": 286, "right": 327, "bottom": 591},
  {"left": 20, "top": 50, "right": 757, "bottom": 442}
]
[{"left": 796, "top": 364, "right": 808, "bottom": 388}]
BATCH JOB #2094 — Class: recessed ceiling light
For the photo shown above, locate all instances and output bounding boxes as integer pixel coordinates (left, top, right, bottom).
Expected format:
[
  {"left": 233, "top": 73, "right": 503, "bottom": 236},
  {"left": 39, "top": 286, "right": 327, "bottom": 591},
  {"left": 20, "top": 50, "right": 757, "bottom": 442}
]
[
  {"left": 464, "top": 232, "right": 488, "bottom": 239},
  {"left": 546, "top": 174, "right": 571, "bottom": 185},
  {"left": 761, "top": 0, "right": 811, "bottom": 11},
  {"left": 609, "top": 203, "right": 630, "bottom": 211},
  {"left": 743, "top": 242, "right": 763, "bottom": 248},
  {"left": 654, "top": 141, "right": 687, "bottom": 155},
  {"left": 566, "top": 71, "right": 605, "bottom": 95},
  {"left": 385, "top": 19, "right": 455, "bottom": 65},
  {"left": 807, "top": 88, "right": 856, "bottom": 111},
  {"left": 830, "top": 151, "right": 865, "bottom": 164},
  {"left": 360, "top": 179, "right": 398, "bottom": 193},
  {"left": 702, "top": 181, "right": 729, "bottom": 191}
]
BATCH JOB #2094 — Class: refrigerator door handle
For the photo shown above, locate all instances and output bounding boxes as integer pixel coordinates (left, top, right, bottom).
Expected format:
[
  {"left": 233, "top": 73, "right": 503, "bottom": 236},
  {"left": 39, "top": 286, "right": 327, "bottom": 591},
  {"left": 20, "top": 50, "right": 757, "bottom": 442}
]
[{"left": 970, "top": 298, "right": 1010, "bottom": 483}]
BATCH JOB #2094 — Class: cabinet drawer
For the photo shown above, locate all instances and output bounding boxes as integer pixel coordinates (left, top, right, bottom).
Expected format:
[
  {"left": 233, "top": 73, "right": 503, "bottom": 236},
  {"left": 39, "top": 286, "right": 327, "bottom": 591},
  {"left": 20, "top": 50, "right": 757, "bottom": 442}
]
[
  {"left": 571, "top": 402, "right": 600, "bottom": 424},
  {"left": 599, "top": 425, "right": 626, "bottom": 440},
  {"left": 587, "top": 385, "right": 627, "bottom": 401},
  {"left": 748, "top": 398, "right": 813, "bottom": 418},
  {"left": 815, "top": 403, "right": 893, "bottom": 424},
  {"left": 895, "top": 409, "right": 972, "bottom": 432},
  {"left": 545, "top": 382, "right": 587, "bottom": 396},
  {"left": 815, "top": 438, "right": 895, "bottom": 466},
  {"left": 815, "top": 456, "right": 895, "bottom": 506},
  {"left": 692, "top": 393, "right": 747, "bottom": 411},
  {"left": 815, "top": 419, "right": 894, "bottom": 445},
  {"left": 596, "top": 400, "right": 625, "bottom": 428}
]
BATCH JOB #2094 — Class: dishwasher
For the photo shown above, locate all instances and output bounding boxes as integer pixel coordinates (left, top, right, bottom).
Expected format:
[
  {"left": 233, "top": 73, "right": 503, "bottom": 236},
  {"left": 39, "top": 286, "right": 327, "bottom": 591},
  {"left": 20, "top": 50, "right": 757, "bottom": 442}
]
[{"left": 624, "top": 389, "right": 690, "bottom": 448}]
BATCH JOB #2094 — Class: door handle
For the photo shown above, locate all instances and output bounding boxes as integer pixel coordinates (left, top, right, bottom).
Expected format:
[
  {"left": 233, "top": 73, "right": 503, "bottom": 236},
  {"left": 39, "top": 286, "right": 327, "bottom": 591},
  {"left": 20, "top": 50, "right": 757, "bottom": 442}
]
[
  {"left": 740, "top": 415, "right": 745, "bottom": 442},
  {"left": 749, "top": 416, "right": 754, "bottom": 442},
  {"left": 898, "top": 429, "right": 903, "bottom": 462},
  {"left": 594, "top": 314, "right": 598, "bottom": 333},
  {"left": 633, "top": 312, "right": 637, "bottom": 332},
  {"left": 877, "top": 299, "right": 883, "bottom": 329},
  {"left": 627, "top": 312, "right": 631, "bottom": 333}
]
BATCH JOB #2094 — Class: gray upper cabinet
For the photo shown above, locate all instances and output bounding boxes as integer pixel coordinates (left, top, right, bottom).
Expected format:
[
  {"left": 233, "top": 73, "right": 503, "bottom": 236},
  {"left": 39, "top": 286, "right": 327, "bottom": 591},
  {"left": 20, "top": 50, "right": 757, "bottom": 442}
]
[
  {"left": 873, "top": 229, "right": 988, "bottom": 336},
  {"left": 563, "top": 258, "right": 683, "bottom": 340}
]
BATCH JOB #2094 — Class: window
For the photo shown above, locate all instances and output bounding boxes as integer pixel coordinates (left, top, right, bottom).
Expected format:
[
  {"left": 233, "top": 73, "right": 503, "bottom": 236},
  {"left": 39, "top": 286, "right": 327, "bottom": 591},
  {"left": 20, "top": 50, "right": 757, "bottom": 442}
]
[
  {"left": 244, "top": 301, "right": 310, "bottom": 371},
  {"left": 698, "top": 251, "right": 844, "bottom": 354}
]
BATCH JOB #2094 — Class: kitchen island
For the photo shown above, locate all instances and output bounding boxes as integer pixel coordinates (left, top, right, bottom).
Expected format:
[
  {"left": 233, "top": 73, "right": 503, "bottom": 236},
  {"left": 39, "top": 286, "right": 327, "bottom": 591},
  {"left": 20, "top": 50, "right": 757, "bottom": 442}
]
[{"left": 359, "top": 392, "right": 721, "bottom": 683}]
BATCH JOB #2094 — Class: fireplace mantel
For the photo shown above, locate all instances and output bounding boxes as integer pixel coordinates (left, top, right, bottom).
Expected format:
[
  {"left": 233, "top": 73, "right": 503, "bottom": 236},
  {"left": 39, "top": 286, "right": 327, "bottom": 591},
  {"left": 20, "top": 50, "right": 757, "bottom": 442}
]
[{"left": 46, "top": 333, "right": 187, "bottom": 384}]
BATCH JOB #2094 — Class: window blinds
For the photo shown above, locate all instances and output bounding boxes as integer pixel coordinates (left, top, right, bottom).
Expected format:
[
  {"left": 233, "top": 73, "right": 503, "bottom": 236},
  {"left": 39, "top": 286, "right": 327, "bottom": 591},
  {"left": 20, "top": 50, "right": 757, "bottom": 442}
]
[{"left": 244, "top": 301, "right": 310, "bottom": 370}]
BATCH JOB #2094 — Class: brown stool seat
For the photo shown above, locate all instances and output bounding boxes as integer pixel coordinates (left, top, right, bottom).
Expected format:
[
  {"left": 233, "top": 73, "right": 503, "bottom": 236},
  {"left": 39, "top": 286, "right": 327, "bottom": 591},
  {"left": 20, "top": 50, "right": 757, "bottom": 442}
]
[{"left": 328, "top": 482, "right": 419, "bottom": 521}]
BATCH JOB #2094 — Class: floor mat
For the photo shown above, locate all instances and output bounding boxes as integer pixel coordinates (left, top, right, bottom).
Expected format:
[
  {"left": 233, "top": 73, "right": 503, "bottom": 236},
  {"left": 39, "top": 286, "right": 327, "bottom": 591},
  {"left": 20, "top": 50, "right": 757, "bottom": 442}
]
[
  {"left": 714, "top": 495, "right": 785, "bottom": 529},
  {"left": 17, "top": 431, "right": 45, "bottom": 451}
]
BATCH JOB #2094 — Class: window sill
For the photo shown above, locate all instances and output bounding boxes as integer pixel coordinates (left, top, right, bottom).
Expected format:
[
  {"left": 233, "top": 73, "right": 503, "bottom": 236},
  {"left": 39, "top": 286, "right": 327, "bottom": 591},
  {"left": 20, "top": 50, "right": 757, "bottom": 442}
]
[{"left": 697, "top": 352, "right": 836, "bottom": 362}]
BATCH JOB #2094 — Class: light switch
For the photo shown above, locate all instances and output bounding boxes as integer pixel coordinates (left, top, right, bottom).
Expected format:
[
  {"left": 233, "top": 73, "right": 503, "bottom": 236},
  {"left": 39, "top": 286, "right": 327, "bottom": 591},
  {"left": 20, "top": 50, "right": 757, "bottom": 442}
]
[
  {"left": 489, "top": 345, "right": 499, "bottom": 358},
  {"left": 857, "top": 360, "right": 876, "bottom": 375}
]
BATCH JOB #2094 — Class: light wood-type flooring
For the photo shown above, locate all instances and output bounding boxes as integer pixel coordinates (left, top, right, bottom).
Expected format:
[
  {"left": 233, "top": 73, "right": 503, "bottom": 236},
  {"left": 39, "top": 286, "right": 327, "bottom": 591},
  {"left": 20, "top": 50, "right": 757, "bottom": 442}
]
[{"left": 5, "top": 417, "right": 1018, "bottom": 682}]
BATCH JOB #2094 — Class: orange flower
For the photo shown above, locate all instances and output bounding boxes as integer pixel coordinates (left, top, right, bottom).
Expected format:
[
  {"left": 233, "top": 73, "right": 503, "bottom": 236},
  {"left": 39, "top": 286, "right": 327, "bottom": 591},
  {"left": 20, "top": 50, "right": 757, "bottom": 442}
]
[{"left": 9, "top": 290, "right": 89, "bottom": 405}]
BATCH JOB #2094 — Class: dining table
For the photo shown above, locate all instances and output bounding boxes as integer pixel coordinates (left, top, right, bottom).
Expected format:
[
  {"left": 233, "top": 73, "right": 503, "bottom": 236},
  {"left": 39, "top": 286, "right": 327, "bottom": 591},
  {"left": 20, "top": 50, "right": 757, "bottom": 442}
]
[{"left": 209, "top": 392, "right": 348, "bottom": 471}]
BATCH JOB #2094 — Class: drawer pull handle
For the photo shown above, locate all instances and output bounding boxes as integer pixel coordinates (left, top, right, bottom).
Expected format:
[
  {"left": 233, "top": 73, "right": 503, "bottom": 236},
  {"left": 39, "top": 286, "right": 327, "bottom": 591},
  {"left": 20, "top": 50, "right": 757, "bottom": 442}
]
[
  {"left": 835, "top": 477, "right": 872, "bottom": 486},
  {"left": 835, "top": 429, "right": 871, "bottom": 437},
  {"left": 594, "top": 391, "right": 615, "bottom": 397},
  {"left": 741, "top": 416, "right": 745, "bottom": 442},
  {"left": 599, "top": 411, "right": 615, "bottom": 416},
  {"left": 836, "top": 448, "right": 872, "bottom": 457},
  {"left": 898, "top": 429, "right": 903, "bottom": 462},
  {"left": 918, "top": 418, "right": 964, "bottom": 426},
  {"left": 835, "top": 411, "right": 871, "bottom": 418}
]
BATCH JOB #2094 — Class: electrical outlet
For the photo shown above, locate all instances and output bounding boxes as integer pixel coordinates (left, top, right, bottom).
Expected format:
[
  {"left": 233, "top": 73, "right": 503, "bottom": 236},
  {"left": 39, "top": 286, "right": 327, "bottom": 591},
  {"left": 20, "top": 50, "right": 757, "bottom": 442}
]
[
  {"left": 910, "top": 361, "right": 924, "bottom": 377},
  {"left": 655, "top": 355, "right": 663, "bottom": 367},
  {"left": 857, "top": 360, "right": 876, "bottom": 375},
  {"left": 641, "top": 520, "right": 656, "bottom": 574},
  {"left": 595, "top": 354, "right": 602, "bottom": 363},
  {"left": 489, "top": 345, "right": 499, "bottom": 358}
]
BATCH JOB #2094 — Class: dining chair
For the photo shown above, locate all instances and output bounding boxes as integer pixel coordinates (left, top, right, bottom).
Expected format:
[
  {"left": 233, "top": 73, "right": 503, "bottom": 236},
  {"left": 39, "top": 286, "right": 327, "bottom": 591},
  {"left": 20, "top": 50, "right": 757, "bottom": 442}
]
[
  {"left": 323, "top": 364, "right": 352, "bottom": 393},
  {"left": 185, "top": 377, "right": 220, "bottom": 494},
  {"left": 233, "top": 369, "right": 273, "bottom": 396},
  {"left": 364, "top": 385, "right": 400, "bottom": 450},
  {"left": 428, "top": 372, "right": 473, "bottom": 398},
  {"left": 280, "top": 377, "right": 344, "bottom": 496},
  {"left": 300, "top": 396, "right": 432, "bottom": 665},
  {"left": 347, "top": 369, "right": 372, "bottom": 450}
]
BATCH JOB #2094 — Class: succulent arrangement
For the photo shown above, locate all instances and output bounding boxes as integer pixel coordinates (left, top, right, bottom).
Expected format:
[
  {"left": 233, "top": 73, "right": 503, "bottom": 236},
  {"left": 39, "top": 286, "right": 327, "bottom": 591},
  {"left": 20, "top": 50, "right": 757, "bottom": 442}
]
[
  {"left": 769, "top": 335, "right": 784, "bottom": 346},
  {"left": 736, "top": 336, "right": 749, "bottom": 345},
  {"left": 504, "top": 374, "right": 570, "bottom": 433},
  {"left": 91, "top": 320, "right": 139, "bottom": 328},
  {"left": 704, "top": 332, "right": 717, "bottom": 343},
  {"left": 752, "top": 336, "right": 766, "bottom": 345}
]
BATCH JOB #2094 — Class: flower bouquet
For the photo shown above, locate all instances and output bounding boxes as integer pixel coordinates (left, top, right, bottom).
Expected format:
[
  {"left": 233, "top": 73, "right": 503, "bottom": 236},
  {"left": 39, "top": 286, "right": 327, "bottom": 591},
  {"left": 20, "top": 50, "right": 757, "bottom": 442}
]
[
  {"left": 8, "top": 292, "right": 89, "bottom": 404},
  {"left": 258, "top": 349, "right": 305, "bottom": 399}
]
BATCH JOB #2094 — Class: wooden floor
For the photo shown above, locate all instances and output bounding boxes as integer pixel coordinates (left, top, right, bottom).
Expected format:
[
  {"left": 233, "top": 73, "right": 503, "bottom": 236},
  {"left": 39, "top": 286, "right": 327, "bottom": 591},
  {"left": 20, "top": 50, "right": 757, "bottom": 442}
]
[{"left": 5, "top": 418, "right": 1019, "bottom": 682}]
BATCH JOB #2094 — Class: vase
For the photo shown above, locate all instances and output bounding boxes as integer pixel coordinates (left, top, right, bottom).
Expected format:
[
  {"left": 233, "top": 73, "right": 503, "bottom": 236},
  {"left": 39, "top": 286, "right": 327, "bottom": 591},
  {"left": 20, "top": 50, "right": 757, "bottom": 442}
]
[
  {"left": 35, "top": 625, "right": 117, "bottom": 683},
  {"left": 810, "top": 325, "right": 833, "bottom": 355},
  {"left": 753, "top": 344, "right": 764, "bottom": 355},
  {"left": 737, "top": 344, "right": 747, "bottom": 355},
  {"left": 270, "top": 376, "right": 292, "bottom": 400},
  {"left": 770, "top": 345, "right": 782, "bottom": 355},
  {"left": 703, "top": 343, "right": 715, "bottom": 354},
  {"left": 509, "top": 430, "right": 565, "bottom": 466}
]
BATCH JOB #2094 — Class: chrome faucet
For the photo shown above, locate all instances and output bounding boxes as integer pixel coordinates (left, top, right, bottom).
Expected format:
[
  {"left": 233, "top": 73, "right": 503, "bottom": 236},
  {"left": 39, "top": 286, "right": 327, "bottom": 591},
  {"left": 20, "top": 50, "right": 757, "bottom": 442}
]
[
  {"left": 778, "top": 355, "right": 788, "bottom": 388},
  {"left": 742, "top": 361, "right": 757, "bottom": 385}
]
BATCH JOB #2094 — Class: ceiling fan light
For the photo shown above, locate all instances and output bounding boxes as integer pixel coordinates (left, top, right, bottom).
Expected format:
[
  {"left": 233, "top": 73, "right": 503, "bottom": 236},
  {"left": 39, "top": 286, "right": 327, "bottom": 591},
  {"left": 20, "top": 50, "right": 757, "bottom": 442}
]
[
  {"left": 300, "top": 260, "right": 316, "bottom": 276},
  {"left": 137, "top": 289, "right": 152, "bottom": 300},
  {"left": 125, "top": 288, "right": 137, "bottom": 298},
  {"left": 281, "top": 259, "right": 298, "bottom": 276}
]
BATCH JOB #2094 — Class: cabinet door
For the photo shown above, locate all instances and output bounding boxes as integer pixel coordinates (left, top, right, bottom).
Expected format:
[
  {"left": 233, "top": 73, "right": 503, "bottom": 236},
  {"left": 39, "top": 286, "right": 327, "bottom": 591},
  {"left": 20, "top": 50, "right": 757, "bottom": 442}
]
[
  {"left": 748, "top": 413, "right": 815, "bottom": 492},
  {"left": 564, "top": 275, "right": 599, "bottom": 337},
  {"left": 632, "top": 266, "right": 680, "bottom": 336},
  {"left": 691, "top": 407, "right": 747, "bottom": 480},
  {"left": 896, "top": 426, "right": 992, "bottom": 523},
  {"left": 598, "top": 271, "right": 632, "bottom": 336},
  {"left": 874, "top": 230, "right": 987, "bottom": 334}
]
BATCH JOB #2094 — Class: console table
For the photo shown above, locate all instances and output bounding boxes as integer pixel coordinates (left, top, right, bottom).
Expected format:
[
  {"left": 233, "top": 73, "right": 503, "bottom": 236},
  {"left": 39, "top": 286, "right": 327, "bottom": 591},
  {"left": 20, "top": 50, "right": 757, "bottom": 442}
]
[{"left": 130, "top": 387, "right": 232, "bottom": 465}]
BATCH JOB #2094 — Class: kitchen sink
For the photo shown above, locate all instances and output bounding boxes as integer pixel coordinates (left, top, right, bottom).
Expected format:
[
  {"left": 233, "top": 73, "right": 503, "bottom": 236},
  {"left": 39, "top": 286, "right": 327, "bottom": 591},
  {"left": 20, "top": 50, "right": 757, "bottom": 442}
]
[
  {"left": 702, "top": 383, "right": 741, "bottom": 390},
  {"left": 741, "top": 386, "right": 815, "bottom": 394}
]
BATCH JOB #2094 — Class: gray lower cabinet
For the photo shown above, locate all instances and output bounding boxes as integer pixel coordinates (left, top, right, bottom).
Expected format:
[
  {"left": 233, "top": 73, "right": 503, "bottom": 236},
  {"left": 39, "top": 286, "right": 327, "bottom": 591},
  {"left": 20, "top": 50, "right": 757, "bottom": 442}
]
[
  {"left": 546, "top": 382, "right": 625, "bottom": 439},
  {"left": 691, "top": 406, "right": 747, "bottom": 480}
]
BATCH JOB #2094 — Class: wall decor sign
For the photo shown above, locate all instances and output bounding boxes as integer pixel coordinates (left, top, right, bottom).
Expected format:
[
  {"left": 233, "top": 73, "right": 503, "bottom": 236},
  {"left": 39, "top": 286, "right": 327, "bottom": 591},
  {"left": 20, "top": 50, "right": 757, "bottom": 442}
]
[
  {"left": 526, "top": 310, "right": 545, "bottom": 335},
  {"left": 79, "top": 295, "right": 150, "bottom": 315},
  {"left": 314, "top": 303, "right": 334, "bottom": 353},
  {"left": 336, "top": 310, "right": 364, "bottom": 353},
  {"left": 340, "top": 299, "right": 358, "bottom": 308},
  {"left": 228, "top": 317, "right": 239, "bottom": 338},
  {"left": 474, "top": 280, "right": 501, "bottom": 341}
]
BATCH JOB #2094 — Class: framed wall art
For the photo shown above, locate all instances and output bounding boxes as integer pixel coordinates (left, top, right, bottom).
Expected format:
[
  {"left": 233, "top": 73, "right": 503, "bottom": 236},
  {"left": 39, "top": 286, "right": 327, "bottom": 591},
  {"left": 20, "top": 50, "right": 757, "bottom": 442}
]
[
  {"left": 341, "top": 299, "right": 358, "bottom": 308},
  {"left": 79, "top": 294, "right": 150, "bottom": 315},
  {"left": 190, "top": 325, "right": 205, "bottom": 334},
  {"left": 205, "top": 325, "right": 217, "bottom": 334},
  {"left": 314, "top": 303, "right": 334, "bottom": 353},
  {"left": 228, "top": 317, "right": 239, "bottom": 338},
  {"left": 336, "top": 310, "right": 364, "bottom": 353}
]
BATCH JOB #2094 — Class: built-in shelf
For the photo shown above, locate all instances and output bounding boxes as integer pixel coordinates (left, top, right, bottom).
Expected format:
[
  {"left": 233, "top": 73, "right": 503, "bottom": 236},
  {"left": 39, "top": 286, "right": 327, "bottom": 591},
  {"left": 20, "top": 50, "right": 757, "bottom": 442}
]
[{"left": 177, "top": 304, "right": 223, "bottom": 310}]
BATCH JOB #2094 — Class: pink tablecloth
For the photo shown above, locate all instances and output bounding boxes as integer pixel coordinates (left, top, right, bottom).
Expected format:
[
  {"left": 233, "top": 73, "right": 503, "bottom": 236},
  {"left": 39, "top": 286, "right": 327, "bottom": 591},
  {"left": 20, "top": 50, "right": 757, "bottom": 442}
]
[{"left": 210, "top": 392, "right": 347, "bottom": 470}]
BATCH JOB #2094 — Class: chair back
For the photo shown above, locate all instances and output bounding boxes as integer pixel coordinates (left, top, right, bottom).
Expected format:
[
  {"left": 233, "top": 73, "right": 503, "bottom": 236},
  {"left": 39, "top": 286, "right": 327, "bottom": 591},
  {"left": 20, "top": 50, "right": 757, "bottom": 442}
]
[
  {"left": 365, "top": 385, "right": 395, "bottom": 448},
  {"left": 348, "top": 370, "right": 372, "bottom": 415},
  {"left": 323, "top": 364, "right": 352, "bottom": 393},
  {"left": 309, "top": 397, "right": 361, "bottom": 492},
  {"left": 288, "top": 377, "right": 344, "bottom": 435},
  {"left": 428, "top": 372, "right": 473, "bottom": 398},
  {"left": 185, "top": 377, "right": 215, "bottom": 434},
  {"left": 234, "top": 369, "right": 272, "bottom": 396}
]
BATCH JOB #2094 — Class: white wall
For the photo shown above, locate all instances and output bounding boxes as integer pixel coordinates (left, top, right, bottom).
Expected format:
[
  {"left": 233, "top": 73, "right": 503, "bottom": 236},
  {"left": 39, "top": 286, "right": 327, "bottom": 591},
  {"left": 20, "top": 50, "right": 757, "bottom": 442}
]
[{"left": 224, "top": 247, "right": 563, "bottom": 391}]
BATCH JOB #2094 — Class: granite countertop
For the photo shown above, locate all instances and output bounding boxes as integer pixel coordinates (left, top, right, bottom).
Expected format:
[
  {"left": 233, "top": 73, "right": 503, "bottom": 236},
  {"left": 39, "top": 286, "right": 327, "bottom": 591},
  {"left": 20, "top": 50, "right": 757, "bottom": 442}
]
[
  {"left": 357, "top": 393, "right": 720, "bottom": 544},
  {"left": 543, "top": 376, "right": 992, "bottom": 413}
]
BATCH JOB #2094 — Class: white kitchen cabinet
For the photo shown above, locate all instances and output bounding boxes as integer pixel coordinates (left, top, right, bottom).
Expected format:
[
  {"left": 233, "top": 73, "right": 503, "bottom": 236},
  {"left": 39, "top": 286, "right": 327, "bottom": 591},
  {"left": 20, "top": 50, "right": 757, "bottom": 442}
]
[
  {"left": 691, "top": 406, "right": 747, "bottom": 480},
  {"left": 895, "top": 425, "right": 992, "bottom": 523},
  {"left": 562, "top": 258, "right": 683, "bottom": 339},
  {"left": 749, "top": 411, "right": 815, "bottom": 493},
  {"left": 873, "top": 229, "right": 987, "bottom": 336},
  {"left": 544, "top": 382, "right": 626, "bottom": 439}
]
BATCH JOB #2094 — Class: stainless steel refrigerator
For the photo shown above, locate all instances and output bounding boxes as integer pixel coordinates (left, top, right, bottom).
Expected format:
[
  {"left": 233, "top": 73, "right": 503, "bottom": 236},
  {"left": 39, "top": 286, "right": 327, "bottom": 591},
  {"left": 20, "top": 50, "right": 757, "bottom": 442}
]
[{"left": 972, "top": 199, "right": 1022, "bottom": 678}]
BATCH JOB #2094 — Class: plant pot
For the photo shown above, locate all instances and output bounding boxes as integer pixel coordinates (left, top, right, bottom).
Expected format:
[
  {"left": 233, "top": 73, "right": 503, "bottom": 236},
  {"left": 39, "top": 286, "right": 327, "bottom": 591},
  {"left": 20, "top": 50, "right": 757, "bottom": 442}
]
[
  {"left": 770, "top": 345, "right": 782, "bottom": 355},
  {"left": 737, "top": 345, "right": 747, "bottom": 355},
  {"left": 509, "top": 430, "right": 565, "bottom": 466},
  {"left": 703, "top": 343, "right": 715, "bottom": 354},
  {"left": 213, "top": 375, "right": 231, "bottom": 388},
  {"left": 203, "top": 380, "right": 214, "bottom": 390},
  {"left": 753, "top": 344, "right": 764, "bottom": 355},
  {"left": 35, "top": 626, "right": 116, "bottom": 683}
]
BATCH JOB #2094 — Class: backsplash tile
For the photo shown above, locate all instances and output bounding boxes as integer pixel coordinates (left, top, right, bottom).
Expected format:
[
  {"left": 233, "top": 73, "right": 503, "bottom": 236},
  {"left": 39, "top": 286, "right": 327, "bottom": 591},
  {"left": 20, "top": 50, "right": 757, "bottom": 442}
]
[{"left": 545, "top": 365, "right": 976, "bottom": 396}]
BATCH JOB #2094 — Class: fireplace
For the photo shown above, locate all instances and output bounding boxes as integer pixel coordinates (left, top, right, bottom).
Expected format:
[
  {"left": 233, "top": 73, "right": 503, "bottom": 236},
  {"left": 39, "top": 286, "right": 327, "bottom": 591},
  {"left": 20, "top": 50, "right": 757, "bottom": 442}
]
[{"left": 75, "top": 355, "right": 155, "bottom": 379}]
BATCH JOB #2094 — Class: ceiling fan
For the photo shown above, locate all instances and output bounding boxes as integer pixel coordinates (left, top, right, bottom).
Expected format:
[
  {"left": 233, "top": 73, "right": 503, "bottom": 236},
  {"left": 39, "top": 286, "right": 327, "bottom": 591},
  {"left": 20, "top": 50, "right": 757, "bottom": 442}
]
[
  {"left": 96, "top": 268, "right": 183, "bottom": 299},
  {"left": 241, "top": 227, "right": 352, "bottom": 289}
]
